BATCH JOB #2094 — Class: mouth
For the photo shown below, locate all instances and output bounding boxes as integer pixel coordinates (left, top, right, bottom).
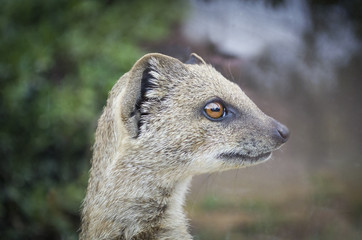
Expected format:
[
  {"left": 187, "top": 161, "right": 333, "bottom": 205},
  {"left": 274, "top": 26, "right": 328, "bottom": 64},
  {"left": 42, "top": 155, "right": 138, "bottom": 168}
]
[{"left": 218, "top": 151, "right": 272, "bottom": 164}]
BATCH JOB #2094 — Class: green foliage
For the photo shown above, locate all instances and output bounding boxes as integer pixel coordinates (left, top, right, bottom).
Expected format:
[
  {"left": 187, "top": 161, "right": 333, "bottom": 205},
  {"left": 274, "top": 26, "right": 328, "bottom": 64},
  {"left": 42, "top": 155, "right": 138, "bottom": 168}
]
[{"left": 0, "top": 0, "right": 184, "bottom": 238}]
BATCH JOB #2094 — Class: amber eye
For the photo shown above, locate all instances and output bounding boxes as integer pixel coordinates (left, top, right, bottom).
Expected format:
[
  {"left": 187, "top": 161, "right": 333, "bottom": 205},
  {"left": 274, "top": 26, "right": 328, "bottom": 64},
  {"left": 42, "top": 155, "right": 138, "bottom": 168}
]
[{"left": 204, "top": 102, "right": 225, "bottom": 119}]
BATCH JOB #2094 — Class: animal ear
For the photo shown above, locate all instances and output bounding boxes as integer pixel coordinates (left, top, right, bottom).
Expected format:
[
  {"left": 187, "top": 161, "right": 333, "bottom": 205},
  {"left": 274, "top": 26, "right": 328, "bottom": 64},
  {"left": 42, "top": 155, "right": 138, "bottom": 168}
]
[
  {"left": 119, "top": 53, "right": 185, "bottom": 138},
  {"left": 185, "top": 53, "right": 206, "bottom": 65}
]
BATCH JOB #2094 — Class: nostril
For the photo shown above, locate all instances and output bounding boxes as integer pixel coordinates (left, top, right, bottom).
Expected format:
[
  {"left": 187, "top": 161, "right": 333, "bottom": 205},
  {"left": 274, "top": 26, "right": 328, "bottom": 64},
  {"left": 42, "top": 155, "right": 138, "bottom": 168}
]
[{"left": 277, "top": 124, "right": 290, "bottom": 143}]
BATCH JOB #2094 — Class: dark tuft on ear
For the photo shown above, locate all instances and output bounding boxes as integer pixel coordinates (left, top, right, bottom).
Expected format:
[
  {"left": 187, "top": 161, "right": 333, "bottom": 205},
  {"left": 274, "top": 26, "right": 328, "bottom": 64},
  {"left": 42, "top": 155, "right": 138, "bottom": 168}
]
[
  {"left": 120, "top": 53, "right": 185, "bottom": 138},
  {"left": 140, "top": 66, "right": 157, "bottom": 104},
  {"left": 134, "top": 66, "right": 158, "bottom": 134}
]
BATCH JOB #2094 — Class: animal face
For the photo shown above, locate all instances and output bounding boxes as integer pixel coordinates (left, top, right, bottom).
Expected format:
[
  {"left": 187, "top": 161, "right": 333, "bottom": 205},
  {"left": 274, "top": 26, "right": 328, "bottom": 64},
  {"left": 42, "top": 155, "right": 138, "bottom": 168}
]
[{"left": 118, "top": 53, "right": 289, "bottom": 176}]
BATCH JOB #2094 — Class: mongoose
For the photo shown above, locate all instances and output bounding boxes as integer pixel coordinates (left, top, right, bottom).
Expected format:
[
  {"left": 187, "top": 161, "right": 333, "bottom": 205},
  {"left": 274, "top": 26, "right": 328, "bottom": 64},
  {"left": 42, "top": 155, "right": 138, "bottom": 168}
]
[{"left": 80, "top": 53, "right": 289, "bottom": 240}]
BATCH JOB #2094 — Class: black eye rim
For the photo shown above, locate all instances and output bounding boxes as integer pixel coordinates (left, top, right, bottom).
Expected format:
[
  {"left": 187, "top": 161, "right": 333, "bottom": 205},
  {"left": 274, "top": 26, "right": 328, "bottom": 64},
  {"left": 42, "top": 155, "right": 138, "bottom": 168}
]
[{"left": 202, "top": 98, "right": 229, "bottom": 121}]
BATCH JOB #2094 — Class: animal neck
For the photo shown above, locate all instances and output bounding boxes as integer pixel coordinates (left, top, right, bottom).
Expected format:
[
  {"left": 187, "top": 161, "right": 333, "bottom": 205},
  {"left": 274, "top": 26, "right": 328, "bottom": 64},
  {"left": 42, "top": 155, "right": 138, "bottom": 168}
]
[
  {"left": 156, "top": 176, "right": 193, "bottom": 239},
  {"left": 114, "top": 168, "right": 193, "bottom": 239},
  {"left": 82, "top": 153, "right": 193, "bottom": 240}
]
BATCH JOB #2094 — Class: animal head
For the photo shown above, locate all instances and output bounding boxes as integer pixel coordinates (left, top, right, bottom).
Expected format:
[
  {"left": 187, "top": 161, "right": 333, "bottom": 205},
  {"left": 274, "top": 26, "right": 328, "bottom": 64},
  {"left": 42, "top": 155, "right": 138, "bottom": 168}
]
[{"left": 112, "top": 53, "right": 289, "bottom": 177}]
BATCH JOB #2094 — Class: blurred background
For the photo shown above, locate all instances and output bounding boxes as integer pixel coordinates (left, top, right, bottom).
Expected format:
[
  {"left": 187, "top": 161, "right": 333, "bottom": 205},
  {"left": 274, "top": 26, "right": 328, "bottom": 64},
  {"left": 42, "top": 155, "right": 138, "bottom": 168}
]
[{"left": 1, "top": 0, "right": 361, "bottom": 239}]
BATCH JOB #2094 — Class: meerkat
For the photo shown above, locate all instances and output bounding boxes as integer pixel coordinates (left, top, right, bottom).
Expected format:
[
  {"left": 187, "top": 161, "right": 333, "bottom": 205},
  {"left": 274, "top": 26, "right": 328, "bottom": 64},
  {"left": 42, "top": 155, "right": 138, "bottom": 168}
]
[{"left": 80, "top": 53, "right": 289, "bottom": 240}]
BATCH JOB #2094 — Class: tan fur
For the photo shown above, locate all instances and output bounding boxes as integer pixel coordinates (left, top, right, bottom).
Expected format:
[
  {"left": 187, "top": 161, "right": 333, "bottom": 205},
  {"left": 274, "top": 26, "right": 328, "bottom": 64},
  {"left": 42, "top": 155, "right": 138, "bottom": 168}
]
[{"left": 80, "top": 53, "right": 289, "bottom": 239}]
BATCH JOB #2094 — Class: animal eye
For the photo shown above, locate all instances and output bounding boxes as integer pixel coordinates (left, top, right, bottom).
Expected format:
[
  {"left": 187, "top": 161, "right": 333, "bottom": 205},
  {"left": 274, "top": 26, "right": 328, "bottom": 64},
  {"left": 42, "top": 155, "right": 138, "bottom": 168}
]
[{"left": 204, "top": 102, "right": 225, "bottom": 120}]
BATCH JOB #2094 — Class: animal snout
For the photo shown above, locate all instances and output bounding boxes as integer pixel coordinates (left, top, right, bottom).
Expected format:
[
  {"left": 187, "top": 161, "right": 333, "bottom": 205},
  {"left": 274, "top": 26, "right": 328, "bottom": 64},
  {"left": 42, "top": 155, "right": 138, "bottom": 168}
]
[{"left": 272, "top": 120, "right": 290, "bottom": 144}]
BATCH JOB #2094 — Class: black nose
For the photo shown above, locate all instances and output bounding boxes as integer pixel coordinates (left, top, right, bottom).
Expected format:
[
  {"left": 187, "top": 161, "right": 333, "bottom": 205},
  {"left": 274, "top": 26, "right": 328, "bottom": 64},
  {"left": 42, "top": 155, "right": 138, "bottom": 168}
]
[{"left": 274, "top": 122, "right": 290, "bottom": 143}]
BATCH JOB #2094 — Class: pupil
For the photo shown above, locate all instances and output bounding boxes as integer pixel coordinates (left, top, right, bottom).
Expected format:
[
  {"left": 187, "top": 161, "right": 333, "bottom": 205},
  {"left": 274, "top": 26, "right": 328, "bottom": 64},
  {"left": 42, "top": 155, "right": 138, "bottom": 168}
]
[{"left": 211, "top": 107, "right": 220, "bottom": 112}]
